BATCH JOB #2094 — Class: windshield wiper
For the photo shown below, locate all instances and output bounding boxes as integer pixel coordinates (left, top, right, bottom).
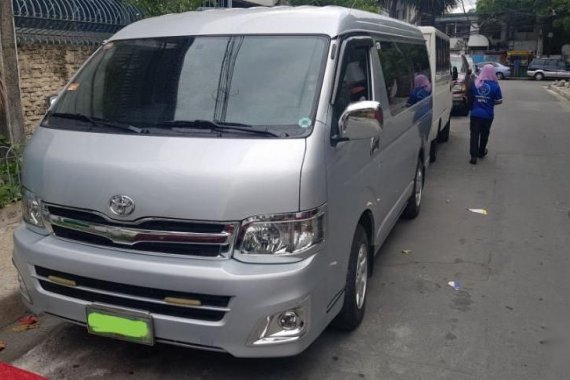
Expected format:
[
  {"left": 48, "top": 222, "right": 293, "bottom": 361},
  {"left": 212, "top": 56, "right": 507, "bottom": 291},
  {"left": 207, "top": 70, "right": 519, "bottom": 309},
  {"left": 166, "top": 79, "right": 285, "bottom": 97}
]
[
  {"left": 157, "top": 119, "right": 285, "bottom": 137},
  {"left": 48, "top": 112, "right": 148, "bottom": 134}
]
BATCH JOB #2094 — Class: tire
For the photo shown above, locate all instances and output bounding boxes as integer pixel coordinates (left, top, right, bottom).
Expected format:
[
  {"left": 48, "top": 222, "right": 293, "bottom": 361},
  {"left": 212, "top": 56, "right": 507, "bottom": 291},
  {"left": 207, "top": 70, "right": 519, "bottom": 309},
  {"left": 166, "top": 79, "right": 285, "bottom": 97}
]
[
  {"left": 497, "top": 72, "right": 504, "bottom": 80},
  {"left": 535, "top": 72, "right": 544, "bottom": 81},
  {"left": 332, "top": 225, "right": 369, "bottom": 331},
  {"left": 438, "top": 119, "right": 450, "bottom": 143},
  {"left": 429, "top": 138, "right": 438, "bottom": 163},
  {"left": 402, "top": 158, "right": 424, "bottom": 220}
]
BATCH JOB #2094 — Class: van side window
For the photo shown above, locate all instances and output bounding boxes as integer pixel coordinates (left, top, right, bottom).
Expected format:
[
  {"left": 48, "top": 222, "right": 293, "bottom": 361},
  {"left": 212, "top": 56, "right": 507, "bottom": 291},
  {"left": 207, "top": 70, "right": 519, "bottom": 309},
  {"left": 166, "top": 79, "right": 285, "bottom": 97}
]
[
  {"left": 333, "top": 44, "right": 371, "bottom": 127},
  {"left": 378, "top": 42, "right": 431, "bottom": 114},
  {"left": 435, "top": 36, "right": 450, "bottom": 73}
]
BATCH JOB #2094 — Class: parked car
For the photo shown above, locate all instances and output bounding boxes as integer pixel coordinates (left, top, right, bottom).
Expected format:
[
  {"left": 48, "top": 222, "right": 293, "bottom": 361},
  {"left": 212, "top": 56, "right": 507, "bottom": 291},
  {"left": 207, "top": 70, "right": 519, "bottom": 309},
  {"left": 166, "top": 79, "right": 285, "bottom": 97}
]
[
  {"left": 476, "top": 61, "right": 511, "bottom": 79},
  {"left": 527, "top": 58, "right": 570, "bottom": 80},
  {"left": 14, "top": 7, "right": 433, "bottom": 358},
  {"left": 450, "top": 54, "right": 475, "bottom": 116}
]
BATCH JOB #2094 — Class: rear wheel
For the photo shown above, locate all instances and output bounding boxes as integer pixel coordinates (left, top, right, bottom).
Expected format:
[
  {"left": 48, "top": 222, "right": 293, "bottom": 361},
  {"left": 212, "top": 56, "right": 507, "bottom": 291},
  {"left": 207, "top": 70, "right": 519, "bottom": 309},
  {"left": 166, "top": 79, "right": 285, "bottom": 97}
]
[
  {"left": 535, "top": 72, "right": 544, "bottom": 81},
  {"left": 402, "top": 157, "right": 424, "bottom": 219},
  {"left": 332, "top": 225, "right": 369, "bottom": 331}
]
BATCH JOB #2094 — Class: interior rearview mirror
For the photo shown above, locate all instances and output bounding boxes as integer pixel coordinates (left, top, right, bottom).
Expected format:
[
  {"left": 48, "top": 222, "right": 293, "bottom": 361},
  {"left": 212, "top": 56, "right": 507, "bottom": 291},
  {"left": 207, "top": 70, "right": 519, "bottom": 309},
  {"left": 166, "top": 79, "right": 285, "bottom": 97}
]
[{"left": 334, "top": 101, "right": 383, "bottom": 143}]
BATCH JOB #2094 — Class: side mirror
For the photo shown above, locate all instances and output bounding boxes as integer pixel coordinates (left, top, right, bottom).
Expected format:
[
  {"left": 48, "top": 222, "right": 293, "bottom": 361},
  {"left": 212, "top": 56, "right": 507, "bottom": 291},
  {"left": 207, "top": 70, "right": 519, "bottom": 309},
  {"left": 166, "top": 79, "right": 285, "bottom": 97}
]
[
  {"left": 47, "top": 95, "right": 58, "bottom": 108},
  {"left": 333, "top": 101, "right": 383, "bottom": 143}
]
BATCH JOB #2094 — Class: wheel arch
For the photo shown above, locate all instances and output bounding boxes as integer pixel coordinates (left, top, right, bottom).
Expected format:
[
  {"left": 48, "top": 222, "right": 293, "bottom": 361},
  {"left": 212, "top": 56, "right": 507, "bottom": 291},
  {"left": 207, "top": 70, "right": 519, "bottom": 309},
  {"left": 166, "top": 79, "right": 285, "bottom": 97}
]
[
  {"left": 357, "top": 210, "right": 375, "bottom": 276},
  {"left": 419, "top": 148, "right": 426, "bottom": 183}
]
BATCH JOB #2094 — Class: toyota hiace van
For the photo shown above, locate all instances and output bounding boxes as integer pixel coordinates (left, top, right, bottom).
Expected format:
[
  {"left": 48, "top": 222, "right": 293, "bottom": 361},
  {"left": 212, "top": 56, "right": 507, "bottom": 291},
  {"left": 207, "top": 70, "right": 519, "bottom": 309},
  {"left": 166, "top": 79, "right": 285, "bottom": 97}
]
[{"left": 14, "top": 6, "right": 432, "bottom": 357}]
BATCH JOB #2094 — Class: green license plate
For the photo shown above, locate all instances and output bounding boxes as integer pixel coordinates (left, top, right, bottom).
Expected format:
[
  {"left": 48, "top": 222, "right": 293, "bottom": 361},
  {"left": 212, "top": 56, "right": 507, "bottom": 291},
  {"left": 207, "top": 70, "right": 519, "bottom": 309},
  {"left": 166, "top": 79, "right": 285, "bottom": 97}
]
[{"left": 86, "top": 304, "right": 154, "bottom": 345}]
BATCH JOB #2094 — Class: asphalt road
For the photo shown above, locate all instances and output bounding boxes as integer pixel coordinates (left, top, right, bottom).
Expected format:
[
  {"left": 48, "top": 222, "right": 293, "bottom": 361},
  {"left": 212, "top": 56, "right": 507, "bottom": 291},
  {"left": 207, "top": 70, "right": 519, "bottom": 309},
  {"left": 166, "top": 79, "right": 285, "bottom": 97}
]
[{"left": 3, "top": 80, "right": 570, "bottom": 379}]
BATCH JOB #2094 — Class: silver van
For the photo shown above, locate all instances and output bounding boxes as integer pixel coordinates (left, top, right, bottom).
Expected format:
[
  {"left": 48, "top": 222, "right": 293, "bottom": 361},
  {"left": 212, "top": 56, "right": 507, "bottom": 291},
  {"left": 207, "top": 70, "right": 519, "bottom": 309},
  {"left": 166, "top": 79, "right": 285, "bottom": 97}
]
[{"left": 14, "top": 7, "right": 432, "bottom": 357}]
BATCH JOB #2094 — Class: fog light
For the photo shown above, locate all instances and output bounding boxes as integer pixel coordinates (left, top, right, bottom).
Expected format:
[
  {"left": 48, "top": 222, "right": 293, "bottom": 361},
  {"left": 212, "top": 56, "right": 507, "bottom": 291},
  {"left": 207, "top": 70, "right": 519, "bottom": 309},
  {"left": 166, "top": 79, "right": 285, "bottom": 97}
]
[
  {"left": 248, "top": 299, "right": 310, "bottom": 346},
  {"left": 279, "top": 311, "right": 302, "bottom": 330}
]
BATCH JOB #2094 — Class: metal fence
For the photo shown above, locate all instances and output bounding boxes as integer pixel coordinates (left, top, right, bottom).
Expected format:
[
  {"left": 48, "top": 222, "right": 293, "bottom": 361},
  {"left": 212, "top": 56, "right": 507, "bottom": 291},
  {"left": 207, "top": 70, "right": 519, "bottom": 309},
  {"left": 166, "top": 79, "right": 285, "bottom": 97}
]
[
  {"left": 0, "top": 144, "right": 22, "bottom": 207},
  {"left": 13, "top": 0, "right": 143, "bottom": 46}
]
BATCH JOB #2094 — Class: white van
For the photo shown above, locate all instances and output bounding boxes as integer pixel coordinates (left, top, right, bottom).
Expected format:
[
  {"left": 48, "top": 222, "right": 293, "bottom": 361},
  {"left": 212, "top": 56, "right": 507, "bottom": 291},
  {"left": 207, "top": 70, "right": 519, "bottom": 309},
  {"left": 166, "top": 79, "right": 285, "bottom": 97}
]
[
  {"left": 419, "top": 26, "right": 452, "bottom": 161},
  {"left": 14, "top": 7, "right": 432, "bottom": 357}
]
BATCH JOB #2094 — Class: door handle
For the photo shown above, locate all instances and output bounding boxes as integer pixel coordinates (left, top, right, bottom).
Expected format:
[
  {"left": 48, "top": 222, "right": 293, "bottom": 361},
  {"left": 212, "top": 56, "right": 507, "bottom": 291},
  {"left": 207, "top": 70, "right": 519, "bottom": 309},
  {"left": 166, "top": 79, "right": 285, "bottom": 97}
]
[{"left": 370, "top": 136, "right": 380, "bottom": 156}]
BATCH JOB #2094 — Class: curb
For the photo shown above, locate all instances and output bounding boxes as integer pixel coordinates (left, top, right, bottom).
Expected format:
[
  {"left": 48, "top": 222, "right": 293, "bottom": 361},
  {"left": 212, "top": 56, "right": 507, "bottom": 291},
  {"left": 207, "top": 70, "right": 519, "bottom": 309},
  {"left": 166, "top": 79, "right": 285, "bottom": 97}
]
[
  {"left": 548, "top": 85, "right": 570, "bottom": 102},
  {"left": 0, "top": 292, "right": 26, "bottom": 329},
  {"left": 0, "top": 202, "right": 26, "bottom": 328},
  {"left": 0, "top": 202, "right": 21, "bottom": 226}
]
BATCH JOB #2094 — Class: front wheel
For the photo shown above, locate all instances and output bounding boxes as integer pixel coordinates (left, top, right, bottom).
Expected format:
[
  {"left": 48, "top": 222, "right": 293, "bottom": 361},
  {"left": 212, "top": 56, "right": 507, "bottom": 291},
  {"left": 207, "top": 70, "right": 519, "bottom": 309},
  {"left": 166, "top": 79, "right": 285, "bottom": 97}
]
[
  {"left": 497, "top": 72, "right": 504, "bottom": 80},
  {"left": 332, "top": 225, "right": 369, "bottom": 331},
  {"left": 535, "top": 72, "right": 544, "bottom": 81},
  {"left": 402, "top": 158, "right": 424, "bottom": 219}
]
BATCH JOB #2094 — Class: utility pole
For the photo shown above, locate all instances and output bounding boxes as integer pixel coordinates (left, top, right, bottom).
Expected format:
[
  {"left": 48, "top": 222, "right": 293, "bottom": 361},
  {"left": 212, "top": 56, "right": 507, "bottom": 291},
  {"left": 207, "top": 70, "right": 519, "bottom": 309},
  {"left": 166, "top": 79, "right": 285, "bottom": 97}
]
[{"left": 0, "top": 0, "right": 25, "bottom": 145}]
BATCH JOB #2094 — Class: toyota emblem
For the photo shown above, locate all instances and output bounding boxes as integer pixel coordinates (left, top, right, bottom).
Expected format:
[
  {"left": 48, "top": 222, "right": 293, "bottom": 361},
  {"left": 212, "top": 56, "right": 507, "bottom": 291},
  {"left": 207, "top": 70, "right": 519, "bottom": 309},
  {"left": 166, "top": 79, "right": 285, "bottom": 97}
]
[{"left": 109, "top": 195, "right": 135, "bottom": 216}]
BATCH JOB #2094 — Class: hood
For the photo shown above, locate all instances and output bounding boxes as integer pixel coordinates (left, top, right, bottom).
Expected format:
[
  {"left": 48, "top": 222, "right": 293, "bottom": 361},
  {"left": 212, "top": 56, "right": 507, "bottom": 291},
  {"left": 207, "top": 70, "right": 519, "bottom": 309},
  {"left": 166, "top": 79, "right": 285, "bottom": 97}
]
[{"left": 23, "top": 128, "right": 306, "bottom": 221}]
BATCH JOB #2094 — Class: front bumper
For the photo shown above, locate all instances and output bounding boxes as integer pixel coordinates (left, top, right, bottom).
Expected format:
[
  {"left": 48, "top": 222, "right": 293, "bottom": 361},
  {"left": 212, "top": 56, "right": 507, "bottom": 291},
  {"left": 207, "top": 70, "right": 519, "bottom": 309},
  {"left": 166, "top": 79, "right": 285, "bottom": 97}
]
[{"left": 12, "top": 225, "right": 334, "bottom": 357}]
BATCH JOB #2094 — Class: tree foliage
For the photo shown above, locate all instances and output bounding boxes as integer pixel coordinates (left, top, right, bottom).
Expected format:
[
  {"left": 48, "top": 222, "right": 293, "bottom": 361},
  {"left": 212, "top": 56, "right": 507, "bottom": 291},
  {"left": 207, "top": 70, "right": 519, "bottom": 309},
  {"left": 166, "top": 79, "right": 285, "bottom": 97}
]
[
  {"left": 123, "top": 0, "right": 202, "bottom": 17},
  {"left": 378, "top": 0, "right": 459, "bottom": 25},
  {"left": 551, "top": 0, "right": 570, "bottom": 32},
  {"left": 477, "top": 0, "right": 570, "bottom": 33},
  {"left": 288, "top": 0, "right": 380, "bottom": 14}
]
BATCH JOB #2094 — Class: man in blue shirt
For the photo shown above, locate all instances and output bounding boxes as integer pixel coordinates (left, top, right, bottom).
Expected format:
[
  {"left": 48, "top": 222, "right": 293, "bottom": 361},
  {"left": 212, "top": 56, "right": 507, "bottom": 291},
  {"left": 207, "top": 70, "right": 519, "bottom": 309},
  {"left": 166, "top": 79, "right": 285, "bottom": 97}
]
[{"left": 468, "top": 64, "right": 503, "bottom": 164}]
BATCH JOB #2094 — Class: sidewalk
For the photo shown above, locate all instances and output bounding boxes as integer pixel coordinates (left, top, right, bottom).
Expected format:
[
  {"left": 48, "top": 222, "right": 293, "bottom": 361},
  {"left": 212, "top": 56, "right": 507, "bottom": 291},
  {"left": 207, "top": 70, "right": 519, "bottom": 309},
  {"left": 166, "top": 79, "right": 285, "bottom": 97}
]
[{"left": 0, "top": 203, "right": 26, "bottom": 328}]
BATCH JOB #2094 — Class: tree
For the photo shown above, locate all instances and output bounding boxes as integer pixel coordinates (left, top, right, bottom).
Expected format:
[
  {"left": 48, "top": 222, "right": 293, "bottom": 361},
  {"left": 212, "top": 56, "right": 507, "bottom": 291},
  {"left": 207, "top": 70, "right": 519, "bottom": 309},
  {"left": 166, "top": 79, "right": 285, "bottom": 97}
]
[
  {"left": 551, "top": 0, "right": 570, "bottom": 32},
  {"left": 123, "top": 0, "right": 202, "bottom": 17},
  {"left": 288, "top": 0, "right": 380, "bottom": 14},
  {"left": 378, "top": 0, "right": 460, "bottom": 25},
  {"left": 403, "top": 0, "right": 460, "bottom": 25},
  {"left": 476, "top": 0, "right": 570, "bottom": 53}
]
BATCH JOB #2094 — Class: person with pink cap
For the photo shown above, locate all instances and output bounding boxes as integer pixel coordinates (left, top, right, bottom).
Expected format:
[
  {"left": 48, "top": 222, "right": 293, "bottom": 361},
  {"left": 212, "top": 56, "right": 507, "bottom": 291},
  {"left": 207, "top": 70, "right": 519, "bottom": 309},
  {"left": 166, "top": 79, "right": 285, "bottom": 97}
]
[{"left": 468, "top": 64, "right": 503, "bottom": 164}]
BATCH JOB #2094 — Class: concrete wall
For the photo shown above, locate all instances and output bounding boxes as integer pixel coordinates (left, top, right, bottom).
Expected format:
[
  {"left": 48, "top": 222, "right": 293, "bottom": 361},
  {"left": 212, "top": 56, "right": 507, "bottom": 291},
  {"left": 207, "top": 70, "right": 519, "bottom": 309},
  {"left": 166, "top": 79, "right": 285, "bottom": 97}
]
[{"left": 17, "top": 44, "right": 95, "bottom": 135}]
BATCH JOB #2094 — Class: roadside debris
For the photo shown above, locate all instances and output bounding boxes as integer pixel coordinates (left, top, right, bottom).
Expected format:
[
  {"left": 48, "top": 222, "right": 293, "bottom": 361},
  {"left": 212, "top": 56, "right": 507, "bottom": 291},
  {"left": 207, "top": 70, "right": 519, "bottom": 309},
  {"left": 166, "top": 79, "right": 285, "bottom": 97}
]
[
  {"left": 448, "top": 281, "right": 461, "bottom": 290},
  {"left": 0, "top": 340, "right": 6, "bottom": 352},
  {"left": 11, "top": 315, "right": 39, "bottom": 333},
  {"left": 0, "top": 362, "right": 47, "bottom": 379},
  {"left": 467, "top": 208, "right": 488, "bottom": 216},
  {"left": 401, "top": 249, "right": 412, "bottom": 255}
]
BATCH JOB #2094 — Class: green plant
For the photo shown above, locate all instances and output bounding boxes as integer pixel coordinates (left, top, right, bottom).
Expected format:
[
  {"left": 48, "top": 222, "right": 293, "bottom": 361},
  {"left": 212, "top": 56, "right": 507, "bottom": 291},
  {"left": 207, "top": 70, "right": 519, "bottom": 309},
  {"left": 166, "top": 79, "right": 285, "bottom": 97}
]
[{"left": 0, "top": 137, "right": 22, "bottom": 208}]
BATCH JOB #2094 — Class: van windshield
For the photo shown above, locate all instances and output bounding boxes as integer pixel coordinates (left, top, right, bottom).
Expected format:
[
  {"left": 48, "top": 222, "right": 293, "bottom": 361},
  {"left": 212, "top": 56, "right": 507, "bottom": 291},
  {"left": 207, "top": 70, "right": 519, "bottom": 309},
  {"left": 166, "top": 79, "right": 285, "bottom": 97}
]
[{"left": 48, "top": 36, "right": 329, "bottom": 137}]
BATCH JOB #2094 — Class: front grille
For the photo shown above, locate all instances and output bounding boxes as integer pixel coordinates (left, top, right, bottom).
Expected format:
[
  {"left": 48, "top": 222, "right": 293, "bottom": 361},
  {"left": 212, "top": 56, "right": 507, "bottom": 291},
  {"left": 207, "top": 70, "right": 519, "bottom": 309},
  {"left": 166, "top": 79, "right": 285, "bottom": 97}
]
[
  {"left": 51, "top": 226, "right": 225, "bottom": 257},
  {"left": 46, "top": 204, "right": 237, "bottom": 258},
  {"left": 48, "top": 206, "right": 226, "bottom": 233},
  {"left": 36, "top": 266, "right": 231, "bottom": 322}
]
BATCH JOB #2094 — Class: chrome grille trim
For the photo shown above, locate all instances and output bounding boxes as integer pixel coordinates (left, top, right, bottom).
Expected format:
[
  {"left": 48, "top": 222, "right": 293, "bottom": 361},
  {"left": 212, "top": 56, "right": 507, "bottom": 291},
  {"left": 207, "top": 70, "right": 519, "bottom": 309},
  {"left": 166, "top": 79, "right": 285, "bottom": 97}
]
[
  {"left": 44, "top": 203, "right": 238, "bottom": 259},
  {"left": 47, "top": 214, "right": 235, "bottom": 246}
]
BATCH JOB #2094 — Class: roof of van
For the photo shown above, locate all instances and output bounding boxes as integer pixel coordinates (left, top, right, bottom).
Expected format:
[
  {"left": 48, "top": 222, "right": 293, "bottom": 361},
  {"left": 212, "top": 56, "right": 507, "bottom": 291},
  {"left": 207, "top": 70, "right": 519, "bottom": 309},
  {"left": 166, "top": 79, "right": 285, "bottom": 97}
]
[
  {"left": 418, "top": 26, "right": 450, "bottom": 40},
  {"left": 110, "top": 6, "right": 424, "bottom": 41}
]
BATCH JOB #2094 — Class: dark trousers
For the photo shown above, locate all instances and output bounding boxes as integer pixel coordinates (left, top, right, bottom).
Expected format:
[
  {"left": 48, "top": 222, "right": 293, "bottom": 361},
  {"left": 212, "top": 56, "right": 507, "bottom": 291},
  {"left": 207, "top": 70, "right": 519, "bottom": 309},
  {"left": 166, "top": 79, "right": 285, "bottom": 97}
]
[{"left": 470, "top": 117, "right": 493, "bottom": 158}]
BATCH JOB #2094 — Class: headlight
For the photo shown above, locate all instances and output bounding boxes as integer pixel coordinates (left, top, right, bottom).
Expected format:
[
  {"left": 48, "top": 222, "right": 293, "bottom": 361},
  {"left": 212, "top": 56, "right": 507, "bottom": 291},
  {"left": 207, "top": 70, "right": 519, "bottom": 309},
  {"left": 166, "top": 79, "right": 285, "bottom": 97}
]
[
  {"left": 237, "top": 206, "right": 325, "bottom": 259},
  {"left": 22, "top": 189, "right": 46, "bottom": 230}
]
